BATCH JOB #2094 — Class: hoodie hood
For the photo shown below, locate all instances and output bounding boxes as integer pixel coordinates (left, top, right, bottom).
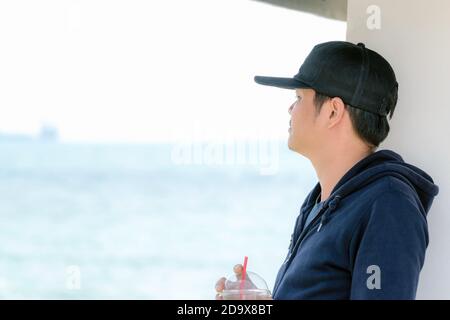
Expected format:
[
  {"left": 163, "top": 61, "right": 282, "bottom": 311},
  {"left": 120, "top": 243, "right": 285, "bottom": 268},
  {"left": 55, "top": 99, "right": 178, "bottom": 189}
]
[{"left": 303, "top": 149, "right": 439, "bottom": 227}]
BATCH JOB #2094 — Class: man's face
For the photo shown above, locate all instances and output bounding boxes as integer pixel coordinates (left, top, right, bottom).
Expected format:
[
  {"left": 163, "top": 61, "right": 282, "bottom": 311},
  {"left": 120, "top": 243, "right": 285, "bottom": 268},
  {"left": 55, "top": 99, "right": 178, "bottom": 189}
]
[{"left": 288, "top": 88, "right": 323, "bottom": 156}]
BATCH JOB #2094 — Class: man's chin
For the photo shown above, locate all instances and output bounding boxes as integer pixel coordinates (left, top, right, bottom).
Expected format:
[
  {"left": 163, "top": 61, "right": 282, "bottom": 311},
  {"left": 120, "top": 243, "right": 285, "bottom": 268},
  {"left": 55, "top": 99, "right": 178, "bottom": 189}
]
[
  {"left": 288, "top": 137, "right": 305, "bottom": 155},
  {"left": 287, "top": 136, "right": 296, "bottom": 151},
  {"left": 287, "top": 140, "right": 293, "bottom": 151}
]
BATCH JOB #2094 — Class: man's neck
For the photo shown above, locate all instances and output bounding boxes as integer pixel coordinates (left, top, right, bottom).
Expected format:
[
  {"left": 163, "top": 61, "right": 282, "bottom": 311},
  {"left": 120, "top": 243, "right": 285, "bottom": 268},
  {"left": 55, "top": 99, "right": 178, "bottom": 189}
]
[{"left": 311, "top": 147, "right": 373, "bottom": 202}]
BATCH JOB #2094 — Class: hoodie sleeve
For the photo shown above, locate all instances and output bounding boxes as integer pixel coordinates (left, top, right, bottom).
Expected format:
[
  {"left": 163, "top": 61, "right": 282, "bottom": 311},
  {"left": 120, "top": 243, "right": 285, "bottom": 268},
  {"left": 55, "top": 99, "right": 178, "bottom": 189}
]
[{"left": 350, "top": 189, "right": 428, "bottom": 300}]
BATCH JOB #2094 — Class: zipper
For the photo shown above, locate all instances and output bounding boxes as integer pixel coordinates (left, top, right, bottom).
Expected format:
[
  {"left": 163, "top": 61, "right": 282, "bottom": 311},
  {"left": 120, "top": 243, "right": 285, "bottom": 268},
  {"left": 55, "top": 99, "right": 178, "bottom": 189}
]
[
  {"left": 273, "top": 204, "right": 328, "bottom": 296},
  {"left": 273, "top": 194, "right": 342, "bottom": 297}
]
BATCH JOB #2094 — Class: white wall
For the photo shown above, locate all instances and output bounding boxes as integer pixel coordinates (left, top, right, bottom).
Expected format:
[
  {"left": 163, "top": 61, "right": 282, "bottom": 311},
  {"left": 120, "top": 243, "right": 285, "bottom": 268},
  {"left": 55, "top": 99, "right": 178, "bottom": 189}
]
[{"left": 347, "top": 0, "right": 450, "bottom": 299}]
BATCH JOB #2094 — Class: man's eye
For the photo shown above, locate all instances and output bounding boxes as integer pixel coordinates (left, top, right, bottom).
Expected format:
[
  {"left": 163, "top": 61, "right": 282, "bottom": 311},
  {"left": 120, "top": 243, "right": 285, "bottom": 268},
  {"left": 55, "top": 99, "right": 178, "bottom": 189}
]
[{"left": 297, "top": 96, "right": 302, "bottom": 100}]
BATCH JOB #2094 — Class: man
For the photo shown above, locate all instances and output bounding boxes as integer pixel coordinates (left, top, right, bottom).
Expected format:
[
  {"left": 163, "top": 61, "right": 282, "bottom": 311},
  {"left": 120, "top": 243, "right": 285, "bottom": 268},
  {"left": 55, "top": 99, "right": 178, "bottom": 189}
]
[{"left": 215, "top": 41, "right": 439, "bottom": 299}]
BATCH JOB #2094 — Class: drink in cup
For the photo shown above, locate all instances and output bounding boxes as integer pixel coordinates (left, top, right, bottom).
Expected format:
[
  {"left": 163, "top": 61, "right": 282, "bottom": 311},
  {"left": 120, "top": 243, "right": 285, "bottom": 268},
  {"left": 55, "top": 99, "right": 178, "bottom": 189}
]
[{"left": 219, "top": 256, "right": 272, "bottom": 300}]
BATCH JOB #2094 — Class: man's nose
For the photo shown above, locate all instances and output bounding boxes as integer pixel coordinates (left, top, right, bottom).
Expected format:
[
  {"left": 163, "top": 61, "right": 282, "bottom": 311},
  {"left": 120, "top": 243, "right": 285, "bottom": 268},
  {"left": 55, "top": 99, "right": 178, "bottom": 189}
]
[{"left": 288, "top": 102, "right": 295, "bottom": 115}]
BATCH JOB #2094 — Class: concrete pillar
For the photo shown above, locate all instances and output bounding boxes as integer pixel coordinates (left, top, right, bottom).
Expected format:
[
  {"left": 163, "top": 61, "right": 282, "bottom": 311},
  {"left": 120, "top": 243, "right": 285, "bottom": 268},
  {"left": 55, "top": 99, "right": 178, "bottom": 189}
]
[{"left": 347, "top": 0, "right": 450, "bottom": 299}]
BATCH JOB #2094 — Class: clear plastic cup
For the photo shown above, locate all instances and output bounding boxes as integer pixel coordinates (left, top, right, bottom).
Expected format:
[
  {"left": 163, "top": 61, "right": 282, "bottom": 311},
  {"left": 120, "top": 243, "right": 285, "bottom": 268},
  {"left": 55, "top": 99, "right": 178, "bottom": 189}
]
[{"left": 220, "top": 270, "right": 272, "bottom": 300}]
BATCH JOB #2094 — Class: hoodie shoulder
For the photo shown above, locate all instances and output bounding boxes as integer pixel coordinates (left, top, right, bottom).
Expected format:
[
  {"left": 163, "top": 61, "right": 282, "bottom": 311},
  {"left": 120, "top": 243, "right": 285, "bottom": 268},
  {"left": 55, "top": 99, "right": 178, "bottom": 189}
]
[
  {"left": 385, "top": 175, "right": 422, "bottom": 202},
  {"left": 350, "top": 185, "right": 429, "bottom": 299},
  {"left": 358, "top": 175, "right": 424, "bottom": 213},
  {"left": 335, "top": 150, "right": 438, "bottom": 216}
]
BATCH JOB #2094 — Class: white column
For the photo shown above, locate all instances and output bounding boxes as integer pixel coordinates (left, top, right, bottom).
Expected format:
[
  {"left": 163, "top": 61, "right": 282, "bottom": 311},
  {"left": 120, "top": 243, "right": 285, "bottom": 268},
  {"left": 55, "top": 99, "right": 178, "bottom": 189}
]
[{"left": 347, "top": 0, "right": 450, "bottom": 299}]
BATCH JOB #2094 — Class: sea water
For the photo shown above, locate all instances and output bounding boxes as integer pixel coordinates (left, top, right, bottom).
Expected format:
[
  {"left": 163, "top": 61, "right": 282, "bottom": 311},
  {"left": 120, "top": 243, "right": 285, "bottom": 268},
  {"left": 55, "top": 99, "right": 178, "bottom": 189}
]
[{"left": 0, "top": 141, "right": 316, "bottom": 299}]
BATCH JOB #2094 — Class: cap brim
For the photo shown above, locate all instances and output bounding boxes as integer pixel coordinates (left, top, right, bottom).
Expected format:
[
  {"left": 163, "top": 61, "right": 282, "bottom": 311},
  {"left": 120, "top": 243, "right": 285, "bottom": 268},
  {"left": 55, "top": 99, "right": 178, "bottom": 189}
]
[{"left": 254, "top": 76, "right": 311, "bottom": 90}]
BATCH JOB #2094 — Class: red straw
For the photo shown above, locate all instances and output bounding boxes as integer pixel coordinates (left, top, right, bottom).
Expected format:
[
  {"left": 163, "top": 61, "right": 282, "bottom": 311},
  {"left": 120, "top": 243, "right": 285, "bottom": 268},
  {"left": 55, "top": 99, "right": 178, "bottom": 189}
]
[{"left": 239, "top": 256, "right": 248, "bottom": 299}]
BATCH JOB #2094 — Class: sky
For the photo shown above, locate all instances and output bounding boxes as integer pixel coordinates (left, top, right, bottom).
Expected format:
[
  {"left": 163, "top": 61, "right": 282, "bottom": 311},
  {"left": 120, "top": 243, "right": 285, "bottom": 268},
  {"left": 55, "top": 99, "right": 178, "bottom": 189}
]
[{"left": 0, "top": 0, "right": 346, "bottom": 143}]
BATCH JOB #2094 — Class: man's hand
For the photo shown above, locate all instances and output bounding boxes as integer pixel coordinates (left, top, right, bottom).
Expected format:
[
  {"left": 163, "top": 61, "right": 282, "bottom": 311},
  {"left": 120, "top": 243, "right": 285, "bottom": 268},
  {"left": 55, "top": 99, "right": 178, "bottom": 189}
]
[
  {"left": 214, "top": 264, "right": 271, "bottom": 300},
  {"left": 215, "top": 264, "right": 244, "bottom": 300}
]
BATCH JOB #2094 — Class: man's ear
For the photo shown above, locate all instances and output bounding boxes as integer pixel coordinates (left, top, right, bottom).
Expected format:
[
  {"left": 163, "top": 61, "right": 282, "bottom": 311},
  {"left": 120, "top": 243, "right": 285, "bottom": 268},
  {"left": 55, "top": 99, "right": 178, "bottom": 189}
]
[{"left": 327, "top": 97, "right": 346, "bottom": 128}]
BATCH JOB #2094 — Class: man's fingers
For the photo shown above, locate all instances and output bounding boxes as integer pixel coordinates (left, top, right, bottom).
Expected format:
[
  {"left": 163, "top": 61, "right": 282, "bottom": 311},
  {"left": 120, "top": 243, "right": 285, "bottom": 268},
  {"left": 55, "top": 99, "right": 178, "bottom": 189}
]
[
  {"left": 233, "top": 264, "right": 243, "bottom": 277},
  {"left": 215, "top": 277, "right": 226, "bottom": 292},
  {"left": 215, "top": 264, "right": 245, "bottom": 295}
]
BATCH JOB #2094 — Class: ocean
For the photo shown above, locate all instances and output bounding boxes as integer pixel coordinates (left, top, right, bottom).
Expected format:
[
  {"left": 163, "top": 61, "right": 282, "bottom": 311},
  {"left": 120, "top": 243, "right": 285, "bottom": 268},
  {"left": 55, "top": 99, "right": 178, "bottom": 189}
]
[{"left": 0, "top": 141, "right": 317, "bottom": 299}]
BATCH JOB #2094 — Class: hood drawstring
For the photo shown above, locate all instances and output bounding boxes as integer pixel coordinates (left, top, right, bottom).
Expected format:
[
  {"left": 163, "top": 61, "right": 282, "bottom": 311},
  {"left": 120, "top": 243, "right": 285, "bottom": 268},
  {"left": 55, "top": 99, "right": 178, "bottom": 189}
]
[{"left": 317, "top": 195, "right": 341, "bottom": 232}]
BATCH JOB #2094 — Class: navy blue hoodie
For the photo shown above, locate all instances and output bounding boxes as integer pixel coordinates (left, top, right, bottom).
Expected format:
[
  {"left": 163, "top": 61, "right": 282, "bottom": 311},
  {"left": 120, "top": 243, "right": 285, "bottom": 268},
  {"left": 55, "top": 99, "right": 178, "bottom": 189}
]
[{"left": 272, "top": 149, "right": 439, "bottom": 300}]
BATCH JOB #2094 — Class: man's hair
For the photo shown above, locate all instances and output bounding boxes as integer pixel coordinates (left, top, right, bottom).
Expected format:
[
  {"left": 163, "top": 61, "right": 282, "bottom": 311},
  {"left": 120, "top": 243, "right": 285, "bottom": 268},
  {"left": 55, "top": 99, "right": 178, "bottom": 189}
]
[{"left": 313, "top": 90, "right": 398, "bottom": 149}]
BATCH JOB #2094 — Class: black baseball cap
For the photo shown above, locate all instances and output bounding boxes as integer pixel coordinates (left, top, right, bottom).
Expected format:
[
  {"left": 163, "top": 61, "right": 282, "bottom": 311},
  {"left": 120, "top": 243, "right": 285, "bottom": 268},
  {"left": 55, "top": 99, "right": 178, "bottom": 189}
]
[{"left": 254, "top": 41, "right": 398, "bottom": 117}]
